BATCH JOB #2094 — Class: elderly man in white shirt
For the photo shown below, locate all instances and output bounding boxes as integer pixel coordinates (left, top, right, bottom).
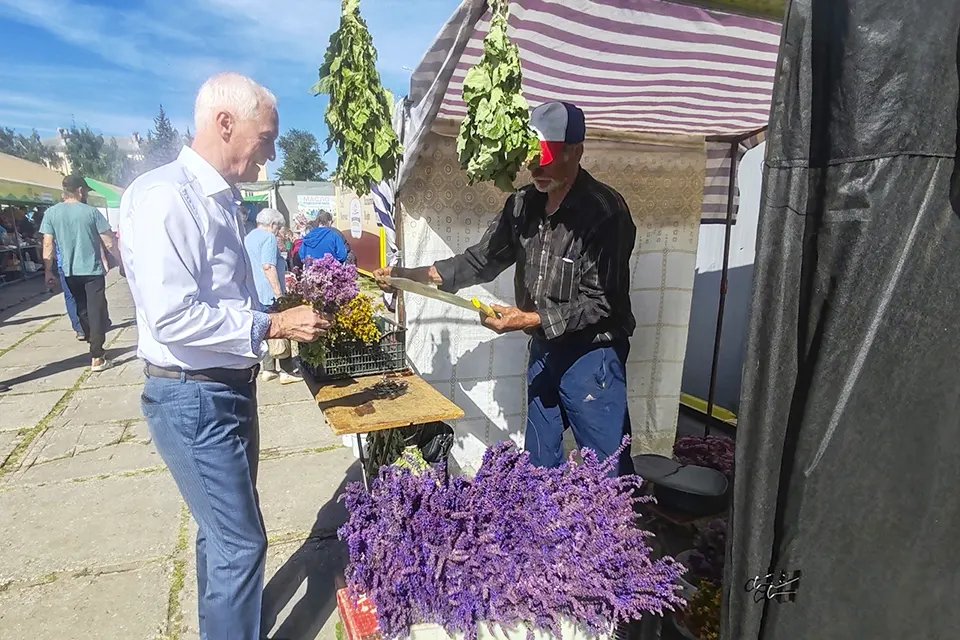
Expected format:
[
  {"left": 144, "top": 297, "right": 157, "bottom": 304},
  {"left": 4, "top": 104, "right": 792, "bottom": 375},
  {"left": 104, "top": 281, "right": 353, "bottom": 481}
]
[{"left": 119, "top": 73, "right": 329, "bottom": 640}]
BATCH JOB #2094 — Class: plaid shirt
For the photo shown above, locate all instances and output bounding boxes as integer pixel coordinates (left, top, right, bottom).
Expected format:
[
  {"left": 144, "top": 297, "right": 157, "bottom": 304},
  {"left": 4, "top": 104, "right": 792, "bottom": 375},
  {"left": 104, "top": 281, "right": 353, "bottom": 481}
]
[{"left": 434, "top": 169, "right": 636, "bottom": 343}]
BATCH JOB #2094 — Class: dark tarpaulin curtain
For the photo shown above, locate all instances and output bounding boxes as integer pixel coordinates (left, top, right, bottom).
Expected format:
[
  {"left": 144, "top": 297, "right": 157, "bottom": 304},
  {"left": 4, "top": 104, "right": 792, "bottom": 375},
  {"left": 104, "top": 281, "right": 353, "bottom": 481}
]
[{"left": 724, "top": 1, "right": 960, "bottom": 639}]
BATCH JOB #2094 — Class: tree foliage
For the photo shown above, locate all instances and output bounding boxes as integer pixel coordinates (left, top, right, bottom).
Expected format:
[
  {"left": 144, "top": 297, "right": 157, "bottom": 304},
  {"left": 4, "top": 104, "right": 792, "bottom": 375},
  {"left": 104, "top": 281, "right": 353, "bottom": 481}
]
[
  {"left": 277, "top": 129, "right": 328, "bottom": 181},
  {"left": 142, "top": 105, "right": 182, "bottom": 171},
  {"left": 63, "top": 125, "right": 137, "bottom": 187},
  {"left": 0, "top": 127, "right": 60, "bottom": 169}
]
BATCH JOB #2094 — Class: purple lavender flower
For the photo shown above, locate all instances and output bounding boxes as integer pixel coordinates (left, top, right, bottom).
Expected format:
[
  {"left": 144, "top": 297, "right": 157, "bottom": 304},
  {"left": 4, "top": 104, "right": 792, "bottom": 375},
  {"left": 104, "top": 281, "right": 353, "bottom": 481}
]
[
  {"left": 291, "top": 255, "right": 359, "bottom": 312},
  {"left": 338, "top": 437, "right": 686, "bottom": 640},
  {"left": 673, "top": 436, "right": 735, "bottom": 480}
]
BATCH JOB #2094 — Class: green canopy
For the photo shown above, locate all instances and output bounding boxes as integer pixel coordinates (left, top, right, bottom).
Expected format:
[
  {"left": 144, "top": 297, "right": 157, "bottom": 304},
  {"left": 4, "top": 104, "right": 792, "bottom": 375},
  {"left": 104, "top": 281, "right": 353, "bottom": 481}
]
[
  {"left": 242, "top": 193, "right": 269, "bottom": 203},
  {"left": 85, "top": 178, "right": 124, "bottom": 208}
]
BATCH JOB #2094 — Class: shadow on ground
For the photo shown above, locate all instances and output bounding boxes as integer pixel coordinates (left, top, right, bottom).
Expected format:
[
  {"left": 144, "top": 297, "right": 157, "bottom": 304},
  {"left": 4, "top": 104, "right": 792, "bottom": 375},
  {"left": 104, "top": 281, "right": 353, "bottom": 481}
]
[
  {"left": 262, "top": 460, "right": 363, "bottom": 640},
  {"left": 0, "top": 346, "right": 137, "bottom": 391}
]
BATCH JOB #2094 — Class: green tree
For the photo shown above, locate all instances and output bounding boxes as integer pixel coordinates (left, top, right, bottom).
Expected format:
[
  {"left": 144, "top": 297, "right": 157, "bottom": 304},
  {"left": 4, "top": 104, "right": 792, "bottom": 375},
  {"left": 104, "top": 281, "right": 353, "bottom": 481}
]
[
  {"left": 276, "top": 129, "right": 328, "bottom": 181},
  {"left": 0, "top": 127, "right": 59, "bottom": 168},
  {"left": 63, "top": 125, "right": 138, "bottom": 187},
  {"left": 142, "top": 105, "right": 182, "bottom": 171}
]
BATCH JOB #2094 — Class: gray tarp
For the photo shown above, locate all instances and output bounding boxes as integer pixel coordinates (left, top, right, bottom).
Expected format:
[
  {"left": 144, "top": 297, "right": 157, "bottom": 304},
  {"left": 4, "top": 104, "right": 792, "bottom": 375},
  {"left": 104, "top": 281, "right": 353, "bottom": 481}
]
[{"left": 725, "top": 0, "right": 960, "bottom": 638}]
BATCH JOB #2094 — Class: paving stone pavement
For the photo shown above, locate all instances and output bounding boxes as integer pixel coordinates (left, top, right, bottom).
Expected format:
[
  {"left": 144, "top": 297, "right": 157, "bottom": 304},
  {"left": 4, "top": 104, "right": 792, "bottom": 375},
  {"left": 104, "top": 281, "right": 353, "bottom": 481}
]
[{"left": 0, "top": 273, "right": 357, "bottom": 640}]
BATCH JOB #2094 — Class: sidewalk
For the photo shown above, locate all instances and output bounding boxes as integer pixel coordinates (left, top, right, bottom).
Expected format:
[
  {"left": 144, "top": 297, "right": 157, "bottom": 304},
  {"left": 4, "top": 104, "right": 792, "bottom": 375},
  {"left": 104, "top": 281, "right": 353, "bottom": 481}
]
[{"left": 0, "top": 272, "right": 356, "bottom": 639}]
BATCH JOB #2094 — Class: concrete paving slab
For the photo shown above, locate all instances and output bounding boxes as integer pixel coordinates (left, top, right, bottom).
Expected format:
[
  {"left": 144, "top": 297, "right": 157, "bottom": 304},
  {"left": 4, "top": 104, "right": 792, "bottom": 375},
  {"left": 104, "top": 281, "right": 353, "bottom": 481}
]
[
  {"left": 0, "top": 563, "right": 169, "bottom": 640},
  {"left": 0, "top": 389, "right": 64, "bottom": 433},
  {"left": 0, "top": 362, "right": 86, "bottom": 394},
  {"left": 0, "top": 473, "right": 182, "bottom": 581},
  {"left": 80, "top": 358, "right": 145, "bottom": 388},
  {"left": 258, "top": 447, "right": 360, "bottom": 539},
  {"left": 19, "top": 330, "right": 91, "bottom": 350},
  {"left": 0, "top": 344, "right": 85, "bottom": 367},
  {"left": 0, "top": 430, "right": 21, "bottom": 464},
  {"left": 55, "top": 384, "right": 145, "bottom": 426},
  {"left": 259, "top": 401, "right": 342, "bottom": 456},
  {"left": 257, "top": 378, "right": 317, "bottom": 407},
  {"left": 18, "top": 440, "right": 163, "bottom": 485}
]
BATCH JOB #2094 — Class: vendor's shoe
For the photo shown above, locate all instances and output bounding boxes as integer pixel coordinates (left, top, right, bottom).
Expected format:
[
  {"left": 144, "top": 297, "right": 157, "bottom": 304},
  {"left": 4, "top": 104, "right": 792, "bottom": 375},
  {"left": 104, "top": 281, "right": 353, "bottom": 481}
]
[
  {"left": 278, "top": 371, "right": 303, "bottom": 385},
  {"left": 260, "top": 370, "right": 280, "bottom": 382},
  {"left": 90, "top": 358, "right": 114, "bottom": 373}
]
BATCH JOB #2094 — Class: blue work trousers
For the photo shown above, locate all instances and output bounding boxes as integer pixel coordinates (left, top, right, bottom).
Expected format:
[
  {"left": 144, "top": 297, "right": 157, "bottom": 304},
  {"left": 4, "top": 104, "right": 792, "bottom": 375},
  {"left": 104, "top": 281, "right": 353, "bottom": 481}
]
[{"left": 525, "top": 338, "right": 635, "bottom": 476}]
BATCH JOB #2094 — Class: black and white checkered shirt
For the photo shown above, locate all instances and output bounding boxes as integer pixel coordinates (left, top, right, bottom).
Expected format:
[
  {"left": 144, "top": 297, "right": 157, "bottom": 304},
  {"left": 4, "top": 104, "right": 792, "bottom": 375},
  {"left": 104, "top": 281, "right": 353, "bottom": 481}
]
[{"left": 434, "top": 169, "right": 636, "bottom": 344}]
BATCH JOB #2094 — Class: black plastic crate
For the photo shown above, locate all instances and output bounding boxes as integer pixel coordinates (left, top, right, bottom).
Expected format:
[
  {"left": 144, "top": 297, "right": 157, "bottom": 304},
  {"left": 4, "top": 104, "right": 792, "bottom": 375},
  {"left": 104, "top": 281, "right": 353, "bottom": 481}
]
[{"left": 302, "top": 316, "right": 407, "bottom": 381}]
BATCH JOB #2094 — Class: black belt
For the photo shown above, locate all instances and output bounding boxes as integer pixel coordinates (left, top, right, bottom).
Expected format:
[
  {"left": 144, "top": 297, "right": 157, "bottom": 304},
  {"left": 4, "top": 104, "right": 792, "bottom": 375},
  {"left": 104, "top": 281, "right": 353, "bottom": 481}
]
[{"left": 144, "top": 363, "right": 260, "bottom": 385}]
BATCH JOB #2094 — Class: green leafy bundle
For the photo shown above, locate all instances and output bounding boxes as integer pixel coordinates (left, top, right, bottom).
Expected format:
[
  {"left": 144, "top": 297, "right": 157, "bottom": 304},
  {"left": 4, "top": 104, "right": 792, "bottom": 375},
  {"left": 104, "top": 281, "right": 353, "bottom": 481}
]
[
  {"left": 313, "top": 0, "right": 402, "bottom": 195},
  {"left": 456, "top": 0, "right": 539, "bottom": 192}
]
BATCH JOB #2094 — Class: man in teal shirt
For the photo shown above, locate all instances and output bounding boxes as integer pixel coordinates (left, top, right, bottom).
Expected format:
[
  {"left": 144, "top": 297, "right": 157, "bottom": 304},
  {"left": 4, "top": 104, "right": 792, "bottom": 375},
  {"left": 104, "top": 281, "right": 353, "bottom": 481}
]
[{"left": 41, "top": 174, "right": 116, "bottom": 372}]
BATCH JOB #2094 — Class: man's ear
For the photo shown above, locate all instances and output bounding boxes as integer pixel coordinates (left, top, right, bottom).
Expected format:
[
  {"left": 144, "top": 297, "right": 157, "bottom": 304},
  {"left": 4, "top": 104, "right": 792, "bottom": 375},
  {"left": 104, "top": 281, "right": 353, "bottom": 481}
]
[{"left": 216, "top": 111, "right": 233, "bottom": 140}]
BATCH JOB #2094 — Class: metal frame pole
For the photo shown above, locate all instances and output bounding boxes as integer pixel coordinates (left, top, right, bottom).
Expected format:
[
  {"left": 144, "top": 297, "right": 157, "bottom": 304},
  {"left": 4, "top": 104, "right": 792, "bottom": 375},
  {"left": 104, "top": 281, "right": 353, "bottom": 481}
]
[{"left": 705, "top": 140, "right": 740, "bottom": 435}]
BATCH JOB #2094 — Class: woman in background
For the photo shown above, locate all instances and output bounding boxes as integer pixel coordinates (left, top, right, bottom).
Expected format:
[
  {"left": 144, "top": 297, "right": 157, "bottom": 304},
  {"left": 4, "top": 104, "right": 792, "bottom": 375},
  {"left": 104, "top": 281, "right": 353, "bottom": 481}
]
[{"left": 243, "top": 208, "right": 302, "bottom": 384}]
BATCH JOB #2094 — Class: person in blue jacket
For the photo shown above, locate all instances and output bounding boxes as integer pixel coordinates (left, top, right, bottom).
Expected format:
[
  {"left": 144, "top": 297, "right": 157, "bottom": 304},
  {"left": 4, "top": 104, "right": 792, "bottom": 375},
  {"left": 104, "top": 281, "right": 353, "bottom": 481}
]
[{"left": 299, "top": 210, "right": 356, "bottom": 265}]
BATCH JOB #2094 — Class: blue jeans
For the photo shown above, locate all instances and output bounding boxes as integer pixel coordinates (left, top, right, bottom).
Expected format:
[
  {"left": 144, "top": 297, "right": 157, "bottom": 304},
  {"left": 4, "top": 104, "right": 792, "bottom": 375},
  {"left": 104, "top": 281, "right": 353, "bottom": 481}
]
[
  {"left": 525, "top": 339, "right": 635, "bottom": 476},
  {"left": 59, "top": 266, "right": 82, "bottom": 334},
  {"left": 142, "top": 374, "right": 266, "bottom": 640}
]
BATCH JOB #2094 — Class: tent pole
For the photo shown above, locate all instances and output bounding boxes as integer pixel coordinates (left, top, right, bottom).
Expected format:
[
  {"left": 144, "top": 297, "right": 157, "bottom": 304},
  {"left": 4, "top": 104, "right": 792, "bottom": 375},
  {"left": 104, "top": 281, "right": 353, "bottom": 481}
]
[{"left": 705, "top": 140, "right": 740, "bottom": 435}]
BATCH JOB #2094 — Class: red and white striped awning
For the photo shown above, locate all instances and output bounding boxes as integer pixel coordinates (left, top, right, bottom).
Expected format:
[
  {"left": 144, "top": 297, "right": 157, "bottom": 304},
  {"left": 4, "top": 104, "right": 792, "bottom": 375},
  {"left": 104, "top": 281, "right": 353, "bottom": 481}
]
[
  {"left": 411, "top": 0, "right": 779, "bottom": 138},
  {"left": 400, "top": 0, "right": 780, "bottom": 222}
]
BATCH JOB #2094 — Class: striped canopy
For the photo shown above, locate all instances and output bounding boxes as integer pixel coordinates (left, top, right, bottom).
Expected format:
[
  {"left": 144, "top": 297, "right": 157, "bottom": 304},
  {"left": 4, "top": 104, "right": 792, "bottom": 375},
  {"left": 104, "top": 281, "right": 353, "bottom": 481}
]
[{"left": 411, "top": 0, "right": 780, "bottom": 139}]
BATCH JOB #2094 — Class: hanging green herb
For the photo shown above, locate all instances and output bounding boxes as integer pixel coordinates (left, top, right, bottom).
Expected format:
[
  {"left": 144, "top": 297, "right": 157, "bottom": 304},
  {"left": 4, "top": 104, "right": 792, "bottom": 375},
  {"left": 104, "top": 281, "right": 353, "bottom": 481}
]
[
  {"left": 456, "top": 0, "right": 540, "bottom": 192},
  {"left": 312, "top": 0, "right": 402, "bottom": 196}
]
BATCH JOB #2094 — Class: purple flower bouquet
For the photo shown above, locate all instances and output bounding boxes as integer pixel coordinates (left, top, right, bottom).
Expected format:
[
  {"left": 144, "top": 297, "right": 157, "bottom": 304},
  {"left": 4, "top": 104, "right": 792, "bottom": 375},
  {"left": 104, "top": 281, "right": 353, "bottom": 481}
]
[
  {"left": 286, "top": 255, "right": 360, "bottom": 313},
  {"left": 672, "top": 436, "right": 735, "bottom": 480},
  {"left": 339, "top": 438, "right": 686, "bottom": 640}
]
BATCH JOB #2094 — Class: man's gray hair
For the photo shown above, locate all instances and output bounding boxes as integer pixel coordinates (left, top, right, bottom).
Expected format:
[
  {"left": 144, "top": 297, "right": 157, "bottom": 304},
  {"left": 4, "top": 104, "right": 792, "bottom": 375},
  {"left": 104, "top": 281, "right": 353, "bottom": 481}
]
[
  {"left": 194, "top": 73, "right": 277, "bottom": 133},
  {"left": 256, "top": 208, "right": 286, "bottom": 228}
]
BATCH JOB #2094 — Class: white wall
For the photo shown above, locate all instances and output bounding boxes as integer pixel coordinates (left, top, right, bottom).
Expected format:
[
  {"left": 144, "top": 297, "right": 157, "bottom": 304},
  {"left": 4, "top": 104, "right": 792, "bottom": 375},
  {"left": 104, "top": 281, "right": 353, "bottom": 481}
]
[{"left": 681, "top": 142, "right": 765, "bottom": 413}]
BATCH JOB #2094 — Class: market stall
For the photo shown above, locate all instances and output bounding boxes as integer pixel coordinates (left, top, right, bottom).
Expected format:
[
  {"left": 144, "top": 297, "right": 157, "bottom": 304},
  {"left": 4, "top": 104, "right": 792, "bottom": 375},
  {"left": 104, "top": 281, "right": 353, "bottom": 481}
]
[
  {"left": 376, "top": 0, "right": 779, "bottom": 473},
  {"left": 0, "top": 153, "right": 106, "bottom": 287}
]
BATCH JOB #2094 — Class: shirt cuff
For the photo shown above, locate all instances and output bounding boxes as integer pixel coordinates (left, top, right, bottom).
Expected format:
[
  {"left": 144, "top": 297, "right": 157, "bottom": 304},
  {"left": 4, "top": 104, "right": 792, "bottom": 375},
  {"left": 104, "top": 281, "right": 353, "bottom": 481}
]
[
  {"left": 537, "top": 307, "right": 567, "bottom": 341},
  {"left": 433, "top": 258, "right": 458, "bottom": 293},
  {"left": 252, "top": 311, "right": 272, "bottom": 349}
]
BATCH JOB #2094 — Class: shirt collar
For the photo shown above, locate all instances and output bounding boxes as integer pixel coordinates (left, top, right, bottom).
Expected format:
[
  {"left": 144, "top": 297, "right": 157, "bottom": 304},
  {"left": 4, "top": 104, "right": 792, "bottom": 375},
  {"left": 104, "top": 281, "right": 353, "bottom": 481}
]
[{"left": 178, "top": 146, "right": 233, "bottom": 198}]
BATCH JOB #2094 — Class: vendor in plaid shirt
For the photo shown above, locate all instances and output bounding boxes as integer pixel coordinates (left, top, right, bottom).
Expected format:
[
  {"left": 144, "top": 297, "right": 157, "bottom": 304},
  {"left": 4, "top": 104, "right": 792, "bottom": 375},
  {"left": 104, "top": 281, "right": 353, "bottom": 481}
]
[{"left": 375, "top": 102, "right": 636, "bottom": 476}]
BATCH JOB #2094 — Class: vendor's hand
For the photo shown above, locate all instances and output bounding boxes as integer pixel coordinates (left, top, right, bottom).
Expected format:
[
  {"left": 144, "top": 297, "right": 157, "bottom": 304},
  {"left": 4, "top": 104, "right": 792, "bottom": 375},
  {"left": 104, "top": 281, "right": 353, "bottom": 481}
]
[
  {"left": 44, "top": 270, "right": 57, "bottom": 290},
  {"left": 481, "top": 305, "right": 541, "bottom": 334},
  {"left": 269, "top": 305, "right": 333, "bottom": 343},
  {"left": 372, "top": 266, "right": 395, "bottom": 293}
]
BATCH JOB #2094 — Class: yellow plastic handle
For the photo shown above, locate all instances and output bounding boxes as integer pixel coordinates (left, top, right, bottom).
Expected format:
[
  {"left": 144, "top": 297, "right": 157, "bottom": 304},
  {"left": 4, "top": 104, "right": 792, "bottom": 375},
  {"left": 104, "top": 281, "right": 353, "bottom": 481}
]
[{"left": 472, "top": 298, "right": 499, "bottom": 318}]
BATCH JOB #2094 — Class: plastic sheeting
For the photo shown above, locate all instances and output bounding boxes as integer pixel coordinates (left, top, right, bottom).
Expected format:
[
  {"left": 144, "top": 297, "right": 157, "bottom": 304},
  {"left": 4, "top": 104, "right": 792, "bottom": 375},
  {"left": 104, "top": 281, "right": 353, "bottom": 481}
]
[{"left": 725, "top": 1, "right": 960, "bottom": 639}]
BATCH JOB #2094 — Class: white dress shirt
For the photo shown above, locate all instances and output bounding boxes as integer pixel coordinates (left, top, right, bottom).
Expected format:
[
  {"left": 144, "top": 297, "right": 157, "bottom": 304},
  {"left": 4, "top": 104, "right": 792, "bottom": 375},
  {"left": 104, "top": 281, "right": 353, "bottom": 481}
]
[{"left": 119, "top": 146, "right": 268, "bottom": 370}]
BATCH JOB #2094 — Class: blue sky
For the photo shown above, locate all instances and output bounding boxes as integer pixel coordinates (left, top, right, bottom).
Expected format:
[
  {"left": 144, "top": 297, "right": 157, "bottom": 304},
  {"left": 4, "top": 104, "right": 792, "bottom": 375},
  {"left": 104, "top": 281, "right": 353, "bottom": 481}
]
[{"left": 0, "top": 0, "right": 459, "bottom": 176}]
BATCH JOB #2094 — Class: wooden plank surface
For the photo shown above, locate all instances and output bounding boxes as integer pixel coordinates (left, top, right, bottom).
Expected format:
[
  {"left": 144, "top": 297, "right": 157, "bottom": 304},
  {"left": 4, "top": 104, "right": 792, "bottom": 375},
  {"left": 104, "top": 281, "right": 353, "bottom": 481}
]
[{"left": 306, "top": 370, "right": 464, "bottom": 436}]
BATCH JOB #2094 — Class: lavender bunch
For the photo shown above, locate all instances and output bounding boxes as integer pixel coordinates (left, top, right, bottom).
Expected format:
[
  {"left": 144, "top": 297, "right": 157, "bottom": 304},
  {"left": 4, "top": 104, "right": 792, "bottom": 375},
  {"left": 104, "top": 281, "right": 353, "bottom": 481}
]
[
  {"left": 688, "top": 519, "right": 727, "bottom": 585},
  {"left": 673, "top": 436, "right": 735, "bottom": 480},
  {"left": 291, "top": 255, "right": 359, "bottom": 312},
  {"left": 339, "top": 438, "right": 686, "bottom": 640}
]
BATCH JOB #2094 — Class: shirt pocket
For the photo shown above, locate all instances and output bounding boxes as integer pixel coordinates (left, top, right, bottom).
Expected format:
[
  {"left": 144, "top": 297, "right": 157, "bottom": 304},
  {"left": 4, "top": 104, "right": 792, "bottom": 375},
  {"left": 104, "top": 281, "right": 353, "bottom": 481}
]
[{"left": 544, "top": 250, "right": 582, "bottom": 304}]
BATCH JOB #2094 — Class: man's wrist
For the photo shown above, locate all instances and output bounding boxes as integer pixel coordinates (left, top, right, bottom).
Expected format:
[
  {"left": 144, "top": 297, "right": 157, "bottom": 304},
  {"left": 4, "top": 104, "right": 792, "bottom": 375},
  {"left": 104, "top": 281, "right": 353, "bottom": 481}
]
[{"left": 522, "top": 311, "right": 542, "bottom": 330}]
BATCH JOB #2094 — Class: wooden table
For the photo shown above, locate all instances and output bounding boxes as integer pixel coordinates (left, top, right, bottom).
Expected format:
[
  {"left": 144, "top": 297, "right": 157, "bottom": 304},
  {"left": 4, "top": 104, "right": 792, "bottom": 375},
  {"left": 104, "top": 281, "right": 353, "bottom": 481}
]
[{"left": 304, "top": 369, "right": 464, "bottom": 488}]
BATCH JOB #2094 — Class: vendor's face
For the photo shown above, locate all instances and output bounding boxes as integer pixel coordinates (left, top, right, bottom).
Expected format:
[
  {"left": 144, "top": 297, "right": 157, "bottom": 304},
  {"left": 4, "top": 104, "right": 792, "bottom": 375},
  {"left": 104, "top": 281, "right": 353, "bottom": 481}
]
[{"left": 530, "top": 143, "right": 582, "bottom": 193}]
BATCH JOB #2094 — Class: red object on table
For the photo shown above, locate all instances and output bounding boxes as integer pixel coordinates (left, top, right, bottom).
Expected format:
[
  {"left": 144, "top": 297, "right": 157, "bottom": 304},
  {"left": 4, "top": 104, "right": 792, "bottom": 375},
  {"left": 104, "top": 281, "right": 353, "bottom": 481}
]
[{"left": 337, "top": 588, "right": 383, "bottom": 640}]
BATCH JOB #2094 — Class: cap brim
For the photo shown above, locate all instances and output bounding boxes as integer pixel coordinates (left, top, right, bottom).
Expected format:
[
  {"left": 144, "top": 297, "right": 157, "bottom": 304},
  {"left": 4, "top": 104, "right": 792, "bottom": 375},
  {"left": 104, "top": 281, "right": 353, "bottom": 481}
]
[{"left": 538, "top": 141, "right": 565, "bottom": 167}]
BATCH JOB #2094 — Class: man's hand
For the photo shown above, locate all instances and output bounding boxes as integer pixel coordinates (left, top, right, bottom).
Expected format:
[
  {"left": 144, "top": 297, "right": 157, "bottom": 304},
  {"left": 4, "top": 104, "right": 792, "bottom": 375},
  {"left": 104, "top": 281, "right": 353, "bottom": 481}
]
[
  {"left": 372, "top": 265, "right": 443, "bottom": 293},
  {"left": 44, "top": 270, "right": 57, "bottom": 290},
  {"left": 268, "top": 305, "right": 333, "bottom": 343},
  {"left": 372, "top": 266, "right": 395, "bottom": 293},
  {"left": 481, "top": 305, "right": 541, "bottom": 334}
]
